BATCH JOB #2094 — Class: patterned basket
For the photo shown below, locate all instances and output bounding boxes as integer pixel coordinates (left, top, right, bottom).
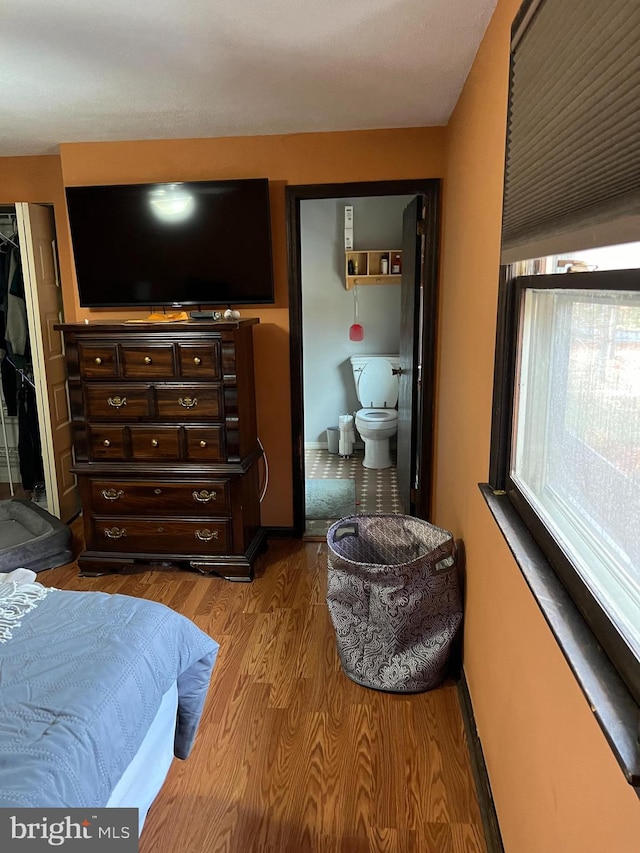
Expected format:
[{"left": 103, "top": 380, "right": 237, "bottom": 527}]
[{"left": 326, "top": 514, "right": 462, "bottom": 693}]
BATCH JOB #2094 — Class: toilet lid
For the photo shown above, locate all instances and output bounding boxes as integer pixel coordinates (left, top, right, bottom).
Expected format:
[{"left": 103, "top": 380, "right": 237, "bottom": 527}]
[{"left": 358, "top": 358, "right": 398, "bottom": 408}]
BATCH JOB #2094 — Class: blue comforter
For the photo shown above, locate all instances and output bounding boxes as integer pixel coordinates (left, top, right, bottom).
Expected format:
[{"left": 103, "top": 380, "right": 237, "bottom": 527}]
[{"left": 0, "top": 586, "right": 218, "bottom": 808}]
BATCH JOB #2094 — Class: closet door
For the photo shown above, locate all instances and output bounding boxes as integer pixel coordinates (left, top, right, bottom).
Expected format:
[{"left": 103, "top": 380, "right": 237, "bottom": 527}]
[{"left": 16, "top": 203, "right": 79, "bottom": 522}]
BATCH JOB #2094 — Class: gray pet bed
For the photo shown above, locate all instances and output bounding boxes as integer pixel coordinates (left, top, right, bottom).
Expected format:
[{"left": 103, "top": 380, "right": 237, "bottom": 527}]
[{"left": 0, "top": 499, "right": 72, "bottom": 573}]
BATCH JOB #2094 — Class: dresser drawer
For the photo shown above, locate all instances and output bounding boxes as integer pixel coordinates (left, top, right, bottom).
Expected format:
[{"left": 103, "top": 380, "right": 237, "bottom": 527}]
[
  {"left": 92, "top": 517, "right": 231, "bottom": 554},
  {"left": 121, "top": 345, "right": 175, "bottom": 378},
  {"left": 88, "top": 426, "right": 127, "bottom": 460},
  {"left": 130, "top": 426, "right": 181, "bottom": 459},
  {"left": 177, "top": 343, "right": 222, "bottom": 378},
  {"left": 155, "top": 385, "right": 223, "bottom": 420},
  {"left": 85, "top": 385, "right": 151, "bottom": 419},
  {"left": 78, "top": 344, "right": 119, "bottom": 378},
  {"left": 185, "top": 427, "right": 225, "bottom": 461},
  {"left": 88, "top": 479, "right": 231, "bottom": 516}
]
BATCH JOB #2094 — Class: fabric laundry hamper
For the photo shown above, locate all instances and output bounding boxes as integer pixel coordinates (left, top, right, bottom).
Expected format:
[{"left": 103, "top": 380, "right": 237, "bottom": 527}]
[{"left": 326, "top": 514, "right": 462, "bottom": 693}]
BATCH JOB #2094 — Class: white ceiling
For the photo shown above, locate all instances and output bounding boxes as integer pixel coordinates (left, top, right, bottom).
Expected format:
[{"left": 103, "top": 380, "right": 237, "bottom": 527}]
[{"left": 1, "top": 0, "right": 498, "bottom": 157}]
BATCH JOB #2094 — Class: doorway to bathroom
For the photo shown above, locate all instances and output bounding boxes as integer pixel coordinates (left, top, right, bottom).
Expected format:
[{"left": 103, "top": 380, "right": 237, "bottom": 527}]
[{"left": 286, "top": 180, "right": 441, "bottom": 538}]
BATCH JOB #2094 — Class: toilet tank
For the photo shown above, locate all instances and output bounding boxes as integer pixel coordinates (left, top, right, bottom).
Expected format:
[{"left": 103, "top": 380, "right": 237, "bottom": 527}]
[{"left": 350, "top": 355, "right": 400, "bottom": 407}]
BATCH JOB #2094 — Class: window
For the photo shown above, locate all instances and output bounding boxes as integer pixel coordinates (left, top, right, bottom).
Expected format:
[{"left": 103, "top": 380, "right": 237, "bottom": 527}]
[
  {"left": 488, "top": 267, "right": 640, "bottom": 771},
  {"left": 509, "top": 272, "right": 640, "bottom": 702},
  {"left": 490, "top": 0, "right": 640, "bottom": 785}
]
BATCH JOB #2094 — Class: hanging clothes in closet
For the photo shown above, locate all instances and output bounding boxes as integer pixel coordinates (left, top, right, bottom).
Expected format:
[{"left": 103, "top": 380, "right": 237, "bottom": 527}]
[
  {"left": 0, "top": 225, "right": 18, "bottom": 416},
  {"left": 5, "top": 240, "right": 28, "bottom": 361},
  {"left": 0, "top": 223, "right": 44, "bottom": 492},
  {"left": 17, "top": 377, "right": 44, "bottom": 491}
]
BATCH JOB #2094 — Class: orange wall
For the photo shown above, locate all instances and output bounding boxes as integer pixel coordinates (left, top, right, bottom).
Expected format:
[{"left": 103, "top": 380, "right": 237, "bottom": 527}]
[
  {"left": 437, "top": 1, "right": 640, "bottom": 851},
  {"left": 0, "top": 155, "right": 76, "bottom": 308},
  {"left": 57, "top": 129, "right": 446, "bottom": 526}
]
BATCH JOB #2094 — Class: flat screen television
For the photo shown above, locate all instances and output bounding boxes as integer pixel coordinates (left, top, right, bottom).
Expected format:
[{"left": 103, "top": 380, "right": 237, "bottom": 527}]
[{"left": 65, "top": 178, "right": 275, "bottom": 307}]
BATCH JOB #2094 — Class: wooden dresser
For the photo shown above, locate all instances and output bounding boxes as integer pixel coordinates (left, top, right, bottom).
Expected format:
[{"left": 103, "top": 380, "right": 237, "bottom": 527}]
[{"left": 56, "top": 319, "right": 265, "bottom": 581}]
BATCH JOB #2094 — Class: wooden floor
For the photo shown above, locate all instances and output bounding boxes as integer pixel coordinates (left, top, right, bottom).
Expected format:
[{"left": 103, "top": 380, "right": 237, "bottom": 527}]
[{"left": 42, "top": 534, "right": 487, "bottom": 853}]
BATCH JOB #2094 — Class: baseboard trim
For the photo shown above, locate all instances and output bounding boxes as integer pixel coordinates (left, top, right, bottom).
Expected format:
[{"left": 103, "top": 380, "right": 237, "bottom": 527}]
[
  {"left": 264, "top": 525, "right": 296, "bottom": 538},
  {"left": 457, "top": 671, "right": 505, "bottom": 853}
]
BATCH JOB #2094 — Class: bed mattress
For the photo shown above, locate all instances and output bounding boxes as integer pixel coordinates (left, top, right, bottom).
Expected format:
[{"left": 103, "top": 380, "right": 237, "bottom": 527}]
[{"left": 107, "top": 681, "right": 179, "bottom": 833}]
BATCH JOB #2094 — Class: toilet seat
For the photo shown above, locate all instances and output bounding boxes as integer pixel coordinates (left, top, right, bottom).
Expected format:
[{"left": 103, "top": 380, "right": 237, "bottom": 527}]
[
  {"left": 357, "top": 359, "right": 398, "bottom": 408},
  {"left": 355, "top": 408, "right": 398, "bottom": 432},
  {"left": 357, "top": 408, "right": 397, "bottom": 423}
]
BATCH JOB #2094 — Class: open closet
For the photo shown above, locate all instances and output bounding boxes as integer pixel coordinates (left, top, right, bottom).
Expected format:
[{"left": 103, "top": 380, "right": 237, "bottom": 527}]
[
  {"left": 0, "top": 203, "right": 79, "bottom": 522},
  {"left": 0, "top": 207, "right": 45, "bottom": 504}
]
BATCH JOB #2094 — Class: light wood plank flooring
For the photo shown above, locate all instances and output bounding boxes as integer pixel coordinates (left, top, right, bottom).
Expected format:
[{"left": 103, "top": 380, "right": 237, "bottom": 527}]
[{"left": 41, "top": 535, "right": 487, "bottom": 853}]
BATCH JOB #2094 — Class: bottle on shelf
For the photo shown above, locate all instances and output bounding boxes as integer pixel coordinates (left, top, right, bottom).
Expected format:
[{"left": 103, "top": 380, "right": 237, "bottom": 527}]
[
  {"left": 380, "top": 255, "right": 389, "bottom": 275},
  {"left": 391, "top": 253, "right": 402, "bottom": 274}
]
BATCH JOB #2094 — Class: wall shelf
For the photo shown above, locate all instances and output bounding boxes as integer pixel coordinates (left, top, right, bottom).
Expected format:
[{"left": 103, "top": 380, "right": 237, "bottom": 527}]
[{"left": 345, "top": 250, "right": 402, "bottom": 290}]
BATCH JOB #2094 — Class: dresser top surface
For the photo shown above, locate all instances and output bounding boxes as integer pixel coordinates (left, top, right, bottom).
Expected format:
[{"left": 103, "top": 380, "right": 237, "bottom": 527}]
[{"left": 55, "top": 318, "right": 259, "bottom": 333}]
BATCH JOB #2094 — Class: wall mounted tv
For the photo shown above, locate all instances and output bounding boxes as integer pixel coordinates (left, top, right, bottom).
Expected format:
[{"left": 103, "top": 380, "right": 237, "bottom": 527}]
[{"left": 65, "top": 178, "right": 275, "bottom": 308}]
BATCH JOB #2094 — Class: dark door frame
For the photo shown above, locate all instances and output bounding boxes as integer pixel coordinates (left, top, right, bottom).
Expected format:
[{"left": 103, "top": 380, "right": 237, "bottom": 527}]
[{"left": 285, "top": 179, "right": 441, "bottom": 537}]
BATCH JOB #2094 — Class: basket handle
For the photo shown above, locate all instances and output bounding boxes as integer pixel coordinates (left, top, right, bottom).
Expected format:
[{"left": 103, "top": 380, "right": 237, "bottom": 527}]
[{"left": 333, "top": 522, "right": 358, "bottom": 542}]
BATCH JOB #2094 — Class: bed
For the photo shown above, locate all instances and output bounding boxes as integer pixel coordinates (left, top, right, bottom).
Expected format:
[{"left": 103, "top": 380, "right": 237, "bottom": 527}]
[{"left": 0, "top": 569, "right": 219, "bottom": 831}]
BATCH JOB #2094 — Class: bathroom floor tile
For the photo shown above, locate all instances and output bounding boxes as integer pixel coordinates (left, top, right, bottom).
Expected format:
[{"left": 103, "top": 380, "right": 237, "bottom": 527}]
[{"left": 303, "top": 446, "right": 400, "bottom": 538}]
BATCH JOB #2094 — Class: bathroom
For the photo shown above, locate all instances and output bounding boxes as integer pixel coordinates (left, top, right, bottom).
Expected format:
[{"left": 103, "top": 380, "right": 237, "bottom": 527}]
[{"left": 300, "top": 194, "right": 412, "bottom": 536}]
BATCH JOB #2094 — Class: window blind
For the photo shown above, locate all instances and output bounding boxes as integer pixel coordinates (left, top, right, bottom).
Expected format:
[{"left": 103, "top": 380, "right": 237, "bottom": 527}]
[{"left": 501, "top": 0, "right": 640, "bottom": 263}]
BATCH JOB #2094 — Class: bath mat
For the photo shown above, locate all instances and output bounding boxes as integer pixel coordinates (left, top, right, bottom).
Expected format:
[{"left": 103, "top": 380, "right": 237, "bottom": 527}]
[{"left": 305, "top": 479, "right": 356, "bottom": 520}]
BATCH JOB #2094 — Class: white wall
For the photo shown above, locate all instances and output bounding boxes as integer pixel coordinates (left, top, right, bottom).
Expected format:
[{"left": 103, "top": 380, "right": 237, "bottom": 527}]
[{"left": 301, "top": 195, "right": 412, "bottom": 444}]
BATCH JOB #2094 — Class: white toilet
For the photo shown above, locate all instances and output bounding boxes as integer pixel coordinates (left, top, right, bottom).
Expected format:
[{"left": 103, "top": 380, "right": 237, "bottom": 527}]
[{"left": 350, "top": 355, "right": 400, "bottom": 469}]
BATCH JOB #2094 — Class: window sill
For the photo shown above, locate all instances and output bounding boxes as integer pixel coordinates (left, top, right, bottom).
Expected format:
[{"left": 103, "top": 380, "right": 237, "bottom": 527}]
[{"left": 479, "top": 483, "right": 640, "bottom": 790}]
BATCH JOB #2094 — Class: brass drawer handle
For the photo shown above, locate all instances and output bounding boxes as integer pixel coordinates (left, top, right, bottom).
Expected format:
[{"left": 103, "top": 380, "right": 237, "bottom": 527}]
[
  {"left": 103, "top": 439, "right": 111, "bottom": 447},
  {"left": 144, "top": 356, "right": 152, "bottom": 364},
  {"left": 193, "top": 356, "right": 202, "bottom": 365},
  {"left": 94, "top": 357, "right": 103, "bottom": 365},
  {"left": 193, "top": 489, "right": 217, "bottom": 503},
  {"left": 151, "top": 438, "right": 159, "bottom": 447},
  {"left": 102, "top": 488, "right": 124, "bottom": 501},
  {"left": 195, "top": 528, "right": 219, "bottom": 542},
  {"left": 199, "top": 440, "right": 207, "bottom": 448},
  {"left": 108, "top": 396, "right": 127, "bottom": 409},
  {"left": 154, "top": 488, "right": 162, "bottom": 495},
  {"left": 104, "top": 527, "right": 127, "bottom": 539},
  {"left": 179, "top": 397, "right": 198, "bottom": 409}
]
